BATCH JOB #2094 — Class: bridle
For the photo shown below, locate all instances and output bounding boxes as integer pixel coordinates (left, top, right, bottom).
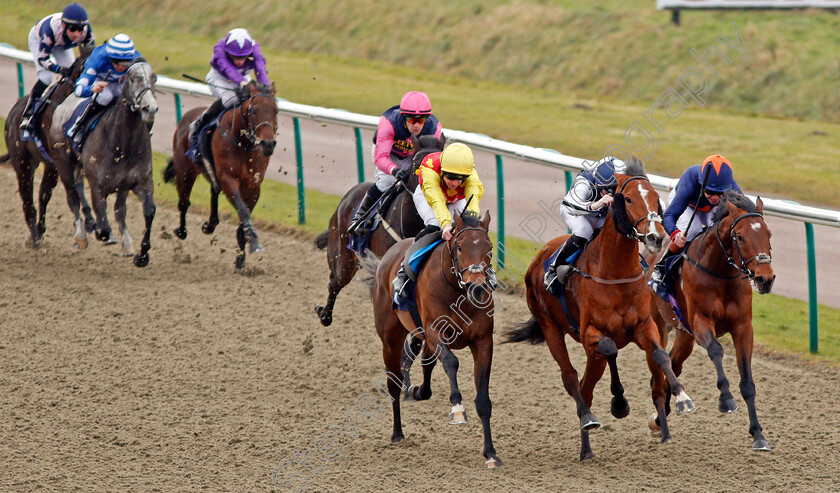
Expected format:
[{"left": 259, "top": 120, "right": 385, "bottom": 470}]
[
  {"left": 441, "top": 225, "right": 492, "bottom": 291},
  {"left": 222, "top": 92, "right": 277, "bottom": 150},
  {"left": 684, "top": 210, "right": 772, "bottom": 281},
  {"left": 123, "top": 63, "right": 156, "bottom": 113},
  {"left": 614, "top": 175, "right": 663, "bottom": 241}
]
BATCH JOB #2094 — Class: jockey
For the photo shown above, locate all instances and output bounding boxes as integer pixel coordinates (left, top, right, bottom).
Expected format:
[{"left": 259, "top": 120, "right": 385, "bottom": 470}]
[
  {"left": 65, "top": 34, "right": 140, "bottom": 148},
  {"left": 347, "top": 91, "right": 443, "bottom": 234},
  {"left": 187, "top": 28, "right": 270, "bottom": 156},
  {"left": 651, "top": 154, "right": 743, "bottom": 284},
  {"left": 20, "top": 3, "right": 94, "bottom": 132},
  {"left": 543, "top": 157, "right": 624, "bottom": 295},
  {"left": 393, "top": 143, "right": 494, "bottom": 299}
]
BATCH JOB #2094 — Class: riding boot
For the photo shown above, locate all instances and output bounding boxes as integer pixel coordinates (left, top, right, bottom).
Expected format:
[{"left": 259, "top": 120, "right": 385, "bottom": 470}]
[
  {"left": 188, "top": 99, "right": 225, "bottom": 149},
  {"left": 543, "top": 234, "right": 588, "bottom": 294},
  {"left": 651, "top": 247, "right": 681, "bottom": 284},
  {"left": 67, "top": 100, "right": 107, "bottom": 149},
  {"left": 348, "top": 185, "right": 383, "bottom": 234},
  {"left": 19, "top": 80, "right": 49, "bottom": 131},
  {"left": 392, "top": 263, "right": 411, "bottom": 301}
]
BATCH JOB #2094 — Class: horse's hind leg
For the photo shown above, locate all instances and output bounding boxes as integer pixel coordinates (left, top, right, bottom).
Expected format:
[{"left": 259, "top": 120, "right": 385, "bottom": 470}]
[
  {"left": 316, "top": 224, "right": 358, "bottom": 326},
  {"left": 75, "top": 175, "right": 95, "bottom": 233},
  {"left": 132, "top": 182, "right": 156, "bottom": 268},
  {"left": 89, "top": 184, "right": 116, "bottom": 244},
  {"left": 235, "top": 223, "right": 247, "bottom": 270},
  {"left": 405, "top": 337, "right": 437, "bottom": 402},
  {"left": 36, "top": 164, "right": 59, "bottom": 240},
  {"left": 14, "top": 158, "right": 39, "bottom": 248},
  {"left": 598, "top": 337, "right": 630, "bottom": 420},
  {"left": 201, "top": 187, "right": 220, "bottom": 234},
  {"left": 378, "top": 325, "right": 407, "bottom": 442},
  {"left": 174, "top": 168, "right": 197, "bottom": 240},
  {"left": 731, "top": 323, "right": 771, "bottom": 451},
  {"left": 56, "top": 157, "right": 87, "bottom": 249},
  {"left": 114, "top": 190, "right": 135, "bottom": 256},
  {"left": 400, "top": 334, "right": 425, "bottom": 401}
]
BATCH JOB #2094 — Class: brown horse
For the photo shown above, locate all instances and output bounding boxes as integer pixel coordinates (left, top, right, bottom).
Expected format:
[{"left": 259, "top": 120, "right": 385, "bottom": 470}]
[
  {"left": 314, "top": 134, "right": 442, "bottom": 326},
  {"left": 163, "top": 82, "right": 278, "bottom": 270},
  {"left": 1, "top": 53, "right": 94, "bottom": 249},
  {"left": 505, "top": 158, "right": 696, "bottom": 461},
  {"left": 649, "top": 191, "right": 775, "bottom": 451},
  {"left": 371, "top": 211, "right": 502, "bottom": 468}
]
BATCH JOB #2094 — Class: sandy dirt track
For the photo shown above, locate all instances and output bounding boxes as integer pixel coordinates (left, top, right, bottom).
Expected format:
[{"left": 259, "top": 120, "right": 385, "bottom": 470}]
[{"left": 0, "top": 165, "right": 839, "bottom": 492}]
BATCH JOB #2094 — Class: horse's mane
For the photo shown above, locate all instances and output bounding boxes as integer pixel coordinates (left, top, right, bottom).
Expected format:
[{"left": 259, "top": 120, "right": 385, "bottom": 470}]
[
  {"left": 622, "top": 155, "right": 646, "bottom": 177},
  {"left": 712, "top": 191, "right": 757, "bottom": 223},
  {"left": 253, "top": 82, "right": 273, "bottom": 95},
  {"left": 461, "top": 210, "right": 481, "bottom": 228}
]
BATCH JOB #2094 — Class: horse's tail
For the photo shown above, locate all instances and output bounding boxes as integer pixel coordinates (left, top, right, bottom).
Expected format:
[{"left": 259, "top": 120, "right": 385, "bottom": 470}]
[
  {"left": 0, "top": 153, "right": 9, "bottom": 164},
  {"left": 503, "top": 317, "right": 545, "bottom": 345},
  {"left": 162, "top": 158, "right": 176, "bottom": 184},
  {"left": 314, "top": 229, "right": 329, "bottom": 250}
]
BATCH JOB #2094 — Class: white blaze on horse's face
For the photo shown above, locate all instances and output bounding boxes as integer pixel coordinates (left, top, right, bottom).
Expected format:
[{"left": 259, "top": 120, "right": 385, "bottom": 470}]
[{"left": 751, "top": 222, "right": 762, "bottom": 232}]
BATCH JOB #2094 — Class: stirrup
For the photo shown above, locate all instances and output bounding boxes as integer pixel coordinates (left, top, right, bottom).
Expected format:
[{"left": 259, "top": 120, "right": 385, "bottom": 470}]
[
  {"left": 19, "top": 116, "right": 32, "bottom": 130},
  {"left": 393, "top": 270, "right": 409, "bottom": 300},
  {"left": 651, "top": 265, "right": 665, "bottom": 284}
]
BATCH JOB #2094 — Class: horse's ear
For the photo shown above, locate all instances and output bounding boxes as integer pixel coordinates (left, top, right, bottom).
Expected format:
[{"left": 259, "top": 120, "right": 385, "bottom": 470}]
[
  {"left": 439, "top": 133, "right": 446, "bottom": 150},
  {"left": 453, "top": 213, "right": 464, "bottom": 231},
  {"left": 410, "top": 133, "right": 420, "bottom": 150},
  {"left": 481, "top": 210, "right": 491, "bottom": 230},
  {"left": 269, "top": 82, "right": 276, "bottom": 96},
  {"left": 755, "top": 196, "right": 764, "bottom": 214},
  {"left": 726, "top": 198, "right": 739, "bottom": 217},
  {"left": 249, "top": 82, "right": 258, "bottom": 95}
]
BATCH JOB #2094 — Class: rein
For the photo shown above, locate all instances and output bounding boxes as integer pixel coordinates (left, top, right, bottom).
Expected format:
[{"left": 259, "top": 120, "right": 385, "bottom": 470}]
[
  {"left": 221, "top": 93, "right": 277, "bottom": 151},
  {"left": 683, "top": 211, "right": 772, "bottom": 281}
]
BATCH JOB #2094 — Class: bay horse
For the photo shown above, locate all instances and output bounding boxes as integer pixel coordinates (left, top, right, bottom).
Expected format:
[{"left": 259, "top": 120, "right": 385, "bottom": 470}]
[
  {"left": 504, "top": 158, "right": 696, "bottom": 461},
  {"left": 372, "top": 210, "right": 502, "bottom": 468},
  {"left": 649, "top": 191, "right": 775, "bottom": 451},
  {"left": 50, "top": 61, "right": 159, "bottom": 267},
  {"left": 164, "top": 82, "right": 278, "bottom": 270},
  {"left": 314, "top": 134, "right": 441, "bottom": 326},
  {"left": 1, "top": 53, "right": 94, "bottom": 249}
]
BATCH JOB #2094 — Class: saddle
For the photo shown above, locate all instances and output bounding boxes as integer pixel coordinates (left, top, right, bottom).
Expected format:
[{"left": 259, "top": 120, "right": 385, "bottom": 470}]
[
  {"left": 392, "top": 232, "right": 443, "bottom": 312},
  {"left": 186, "top": 110, "right": 228, "bottom": 165}
]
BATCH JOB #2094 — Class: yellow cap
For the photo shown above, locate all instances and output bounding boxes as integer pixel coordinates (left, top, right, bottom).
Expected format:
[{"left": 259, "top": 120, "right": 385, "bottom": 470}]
[{"left": 440, "top": 143, "right": 475, "bottom": 175}]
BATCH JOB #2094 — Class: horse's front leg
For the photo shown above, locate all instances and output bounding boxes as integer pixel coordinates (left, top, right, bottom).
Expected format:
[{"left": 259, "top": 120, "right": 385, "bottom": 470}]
[
  {"left": 731, "top": 322, "right": 771, "bottom": 451},
  {"left": 694, "top": 324, "right": 739, "bottom": 414},
  {"left": 596, "top": 337, "right": 630, "bottom": 419},
  {"left": 578, "top": 329, "right": 609, "bottom": 461},
  {"left": 132, "top": 180, "right": 156, "bottom": 268},
  {"left": 435, "top": 343, "right": 466, "bottom": 425},
  {"left": 90, "top": 184, "right": 116, "bottom": 245},
  {"left": 75, "top": 174, "right": 95, "bottom": 233},
  {"left": 470, "top": 335, "right": 502, "bottom": 468},
  {"left": 14, "top": 158, "right": 39, "bottom": 248},
  {"left": 56, "top": 158, "right": 87, "bottom": 249},
  {"left": 114, "top": 190, "right": 135, "bottom": 256}
]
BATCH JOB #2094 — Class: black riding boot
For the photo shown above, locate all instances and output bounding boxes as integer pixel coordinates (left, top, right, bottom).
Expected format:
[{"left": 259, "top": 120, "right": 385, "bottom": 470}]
[
  {"left": 188, "top": 99, "right": 225, "bottom": 149},
  {"left": 393, "top": 263, "right": 411, "bottom": 300},
  {"left": 348, "top": 185, "right": 383, "bottom": 234},
  {"left": 543, "top": 234, "right": 588, "bottom": 294},
  {"left": 67, "top": 100, "right": 106, "bottom": 148},
  {"left": 19, "top": 80, "right": 49, "bottom": 131},
  {"left": 651, "top": 248, "right": 681, "bottom": 284}
]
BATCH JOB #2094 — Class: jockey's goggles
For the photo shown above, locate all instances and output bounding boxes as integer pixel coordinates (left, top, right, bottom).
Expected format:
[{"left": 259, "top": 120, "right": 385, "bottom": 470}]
[
  {"left": 705, "top": 190, "right": 724, "bottom": 196},
  {"left": 406, "top": 116, "right": 426, "bottom": 125},
  {"left": 442, "top": 172, "right": 469, "bottom": 182},
  {"left": 65, "top": 23, "right": 84, "bottom": 32}
]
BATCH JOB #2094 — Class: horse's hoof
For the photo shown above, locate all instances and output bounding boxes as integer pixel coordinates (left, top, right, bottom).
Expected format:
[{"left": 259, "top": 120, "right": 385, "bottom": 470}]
[
  {"left": 85, "top": 219, "right": 96, "bottom": 233},
  {"left": 449, "top": 404, "right": 468, "bottom": 425},
  {"left": 133, "top": 252, "right": 149, "bottom": 267},
  {"left": 248, "top": 242, "right": 264, "bottom": 254},
  {"left": 36, "top": 224, "right": 46, "bottom": 238},
  {"left": 648, "top": 413, "right": 661, "bottom": 432},
  {"left": 403, "top": 385, "right": 417, "bottom": 402},
  {"left": 676, "top": 390, "right": 696, "bottom": 414},
  {"left": 580, "top": 450, "right": 596, "bottom": 461},
  {"left": 719, "top": 398, "right": 739, "bottom": 413},
  {"left": 752, "top": 439, "right": 772, "bottom": 452},
  {"left": 201, "top": 221, "right": 216, "bottom": 234},
  {"left": 661, "top": 435, "right": 674, "bottom": 444},
  {"left": 315, "top": 306, "right": 333, "bottom": 327},
  {"left": 174, "top": 227, "right": 187, "bottom": 240},
  {"left": 74, "top": 237, "right": 88, "bottom": 250},
  {"left": 104, "top": 237, "right": 118, "bottom": 246},
  {"left": 122, "top": 249, "right": 136, "bottom": 257},
  {"left": 484, "top": 456, "right": 503, "bottom": 469},
  {"left": 580, "top": 413, "right": 600, "bottom": 431},
  {"left": 610, "top": 396, "right": 630, "bottom": 419},
  {"left": 391, "top": 433, "right": 405, "bottom": 443},
  {"left": 235, "top": 253, "right": 246, "bottom": 271}
]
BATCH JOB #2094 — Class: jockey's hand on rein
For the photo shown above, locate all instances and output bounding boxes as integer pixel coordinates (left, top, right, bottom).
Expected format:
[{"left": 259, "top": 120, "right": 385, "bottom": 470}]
[
  {"left": 57, "top": 66, "right": 73, "bottom": 78},
  {"left": 391, "top": 168, "right": 409, "bottom": 183}
]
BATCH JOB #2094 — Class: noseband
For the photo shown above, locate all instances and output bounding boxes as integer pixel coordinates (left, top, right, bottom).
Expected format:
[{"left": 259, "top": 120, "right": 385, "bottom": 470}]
[
  {"left": 442, "top": 226, "right": 491, "bottom": 291},
  {"left": 223, "top": 93, "right": 277, "bottom": 150},
  {"left": 124, "top": 64, "right": 156, "bottom": 112},
  {"left": 685, "top": 211, "right": 772, "bottom": 281},
  {"left": 616, "top": 175, "right": 663, "bottom": 241}
]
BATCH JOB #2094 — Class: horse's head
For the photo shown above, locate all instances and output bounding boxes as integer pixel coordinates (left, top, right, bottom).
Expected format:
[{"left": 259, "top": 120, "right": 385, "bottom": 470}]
[
  {"left": 715, "top": 192, "right": 775, "bottom": 294},
  {"left": 243, "top": 82, "right": 278, "bottom": 156},
  {"left": 449, "top": 210, "right": 494, "bottom": 304},
  {"left": 123, "top": 61, "right": 158, "bottom": 125},
  {"left": 609, "top": 156, "right": 665, "bottom": 253},
  {"left": 408, "top": 134, "right": 446, "bottom": 192}
]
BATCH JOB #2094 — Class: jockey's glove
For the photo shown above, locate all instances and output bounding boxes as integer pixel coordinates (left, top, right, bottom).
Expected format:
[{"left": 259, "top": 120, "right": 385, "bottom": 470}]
[{"left": 391, "top": 168, "right": 409, "bottom": 182}]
